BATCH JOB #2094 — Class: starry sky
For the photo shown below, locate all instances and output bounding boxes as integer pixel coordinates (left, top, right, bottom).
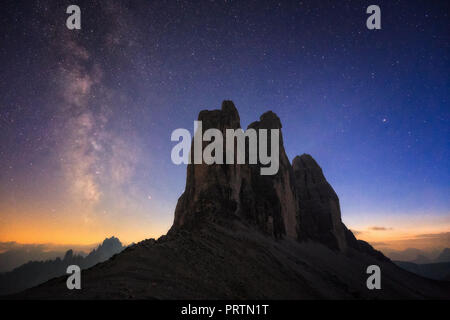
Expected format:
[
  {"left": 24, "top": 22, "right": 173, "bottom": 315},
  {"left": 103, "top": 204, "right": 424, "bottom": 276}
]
[{"left": 0, "top": 0, "right": 449, "bottom": 252}]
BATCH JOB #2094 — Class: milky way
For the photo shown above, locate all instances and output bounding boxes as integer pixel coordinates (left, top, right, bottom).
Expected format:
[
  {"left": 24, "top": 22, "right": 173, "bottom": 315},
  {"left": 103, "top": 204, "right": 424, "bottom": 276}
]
[{"left": 0, "top": 0, "right": 448, "bottom": 248}]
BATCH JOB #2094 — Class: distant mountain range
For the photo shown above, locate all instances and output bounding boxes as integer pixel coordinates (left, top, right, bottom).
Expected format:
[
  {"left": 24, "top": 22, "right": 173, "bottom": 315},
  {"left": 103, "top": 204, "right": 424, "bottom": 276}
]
[
  {"left": 0, "top": 237, "right": 125, "bottom": 295},
  {"left": 0, "top": 247, "right": 66, "bottom": 273},
  {"left": 384, "top": 247, "right": 450, "bottom": 264},
  {"left": 394, "top": 261, "right": 450, "bottom": 281},
  {"left": 436, "top": 248, "right": 450, "bottom": 263},
  {"left": 392, "top": 248, "right": 450, "bottom": 281}
]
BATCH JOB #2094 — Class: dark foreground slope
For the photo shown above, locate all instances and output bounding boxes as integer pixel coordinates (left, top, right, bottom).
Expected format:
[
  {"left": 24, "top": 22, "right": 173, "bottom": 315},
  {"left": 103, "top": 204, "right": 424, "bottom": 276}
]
[
  {"left": 14, "top": 218, "right": 450, "bottom": 299},
  {"left": 11, "top": 101, "right": 450, "bottom": 299}
]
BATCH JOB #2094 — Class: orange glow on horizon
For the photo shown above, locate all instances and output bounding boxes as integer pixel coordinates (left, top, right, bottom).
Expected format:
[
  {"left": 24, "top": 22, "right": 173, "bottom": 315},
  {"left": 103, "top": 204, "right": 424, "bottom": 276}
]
[
  {"left": 349, "top": 224, "right": 450, "bottom": 251},
  {"left": 0, "top": 207, "right": 171, "bottom": 246},
  {"left": 1, "top": 206, "right": 448, "bottom": 251}
]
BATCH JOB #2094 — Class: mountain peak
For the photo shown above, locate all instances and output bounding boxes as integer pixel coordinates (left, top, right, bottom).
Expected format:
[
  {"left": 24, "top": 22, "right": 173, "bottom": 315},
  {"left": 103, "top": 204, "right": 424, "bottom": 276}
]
[
  {"left": 221, "top": 100, "right": 239, "bottom": 115},
  {"left": 172, "top": 100, "right": 296, "bottom": 238},
  {"left": 436, "top": 248, "right": 450, "bottom": 262},
  {"left": 172, "top": 101, "right": 368, "bottom": 253},
  {"left": 198, "top": 100, "right": 241, "bottom": 131},
  {"left": 63, "top": 249, "right": 73, "bottom": 261},
  {"left": 101, "top": 236, "right": 122, "bottom": 247},
  {"left": 292, "top": 154, "right": 319, "bottom": 169},
  {"left": 13, "top": 101, "right": 450, "bottom": 300}
]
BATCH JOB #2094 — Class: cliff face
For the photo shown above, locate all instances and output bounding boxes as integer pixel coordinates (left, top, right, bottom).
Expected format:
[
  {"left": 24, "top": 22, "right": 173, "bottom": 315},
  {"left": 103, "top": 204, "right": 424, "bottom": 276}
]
[
  {"left": 172, "top": 101, "right": 299, "bottom": 240},
  {"left": 293, "top": 154, "right": 350, "bottom": 251},
  {"left": 172, "top": 101, "right": 357, "bottom": 252}
]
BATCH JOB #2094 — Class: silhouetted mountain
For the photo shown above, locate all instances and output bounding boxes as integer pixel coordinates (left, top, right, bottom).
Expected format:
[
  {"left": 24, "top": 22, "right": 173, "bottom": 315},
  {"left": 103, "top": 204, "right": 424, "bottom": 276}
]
[
  {"left": 412, "top": 254, "right": 432, "bottom": 264},
  {"left": 84, "top": 237, "right": 124, "bottom": 264},
  {"left": 0, "top": 237, "right": 124, "bottom": 295},
  {"left": 382, "top": 248, "right": 427, "bottom": 262},
  {"left": 380, "top": 248, "right": 450, "bottom": 265},
  {"left": 394, "top": 261, "right": 450, "bottom": 281},
  {"left": 436, "top": 248, "right": 450, "bottom": 263},
  {"left": 171, "top": 102, "right": 383, "bottom": 258},
  {"left": 9, "top": 101, "right": 450, "bottom": 299},
  {"left": 0, "top": 245, "right": 66, "bottom": 273}
]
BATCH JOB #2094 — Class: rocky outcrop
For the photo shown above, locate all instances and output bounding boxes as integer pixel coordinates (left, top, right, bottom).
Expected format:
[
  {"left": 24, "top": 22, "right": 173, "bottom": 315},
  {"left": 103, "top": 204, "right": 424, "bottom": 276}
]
[
  {"left": 171, "top": 100, "right": 379, "bottom": 255},
  {"left": 171, "top": 100, "right": 299, "bottom": 239},
  {"left": 243, "top": 111, "right": 298, "bottom": 238},
  {"left": 293, "top": 154, "right": 350, "bottom": 251},
  {"left": 172, "top": 101, "right": 242, "bottom": 230},
  {"left": 11, "top": 100, "right": 450, "bottom": 300}
]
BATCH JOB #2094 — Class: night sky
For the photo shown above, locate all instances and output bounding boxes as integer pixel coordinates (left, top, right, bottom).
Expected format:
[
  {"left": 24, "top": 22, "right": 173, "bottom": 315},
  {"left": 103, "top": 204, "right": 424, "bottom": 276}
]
[{"left": 0, "top": 0, "right": 448, "bottom": 251}]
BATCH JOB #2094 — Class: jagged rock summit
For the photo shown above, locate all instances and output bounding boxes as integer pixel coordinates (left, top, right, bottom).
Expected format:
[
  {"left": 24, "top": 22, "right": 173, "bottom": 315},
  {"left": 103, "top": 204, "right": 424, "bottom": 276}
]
[
  {"left": 11, "top": 101, "right": 450, "bottom": 299},
  {"left": 172, "top": 100, "right": 371, "bottom": 255},
  {"left": 172, "top": 101, "right": 298, "bottom": 240}
]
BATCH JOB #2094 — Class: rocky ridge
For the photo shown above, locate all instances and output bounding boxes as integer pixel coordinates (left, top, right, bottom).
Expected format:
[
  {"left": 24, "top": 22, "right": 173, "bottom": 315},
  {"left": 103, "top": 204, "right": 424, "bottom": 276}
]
[{"left": 10, "top": 101, "right": 450, "bottom": 299}]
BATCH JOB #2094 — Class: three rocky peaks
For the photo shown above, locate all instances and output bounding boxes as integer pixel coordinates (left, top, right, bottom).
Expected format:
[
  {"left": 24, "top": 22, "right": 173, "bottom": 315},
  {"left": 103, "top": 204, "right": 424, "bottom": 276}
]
[
  {"left": 14, "top": 100, "right": 450, "bottom": 299},
  {"left": 171, "top": 100, "right": 380, "bottom": 257}
]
